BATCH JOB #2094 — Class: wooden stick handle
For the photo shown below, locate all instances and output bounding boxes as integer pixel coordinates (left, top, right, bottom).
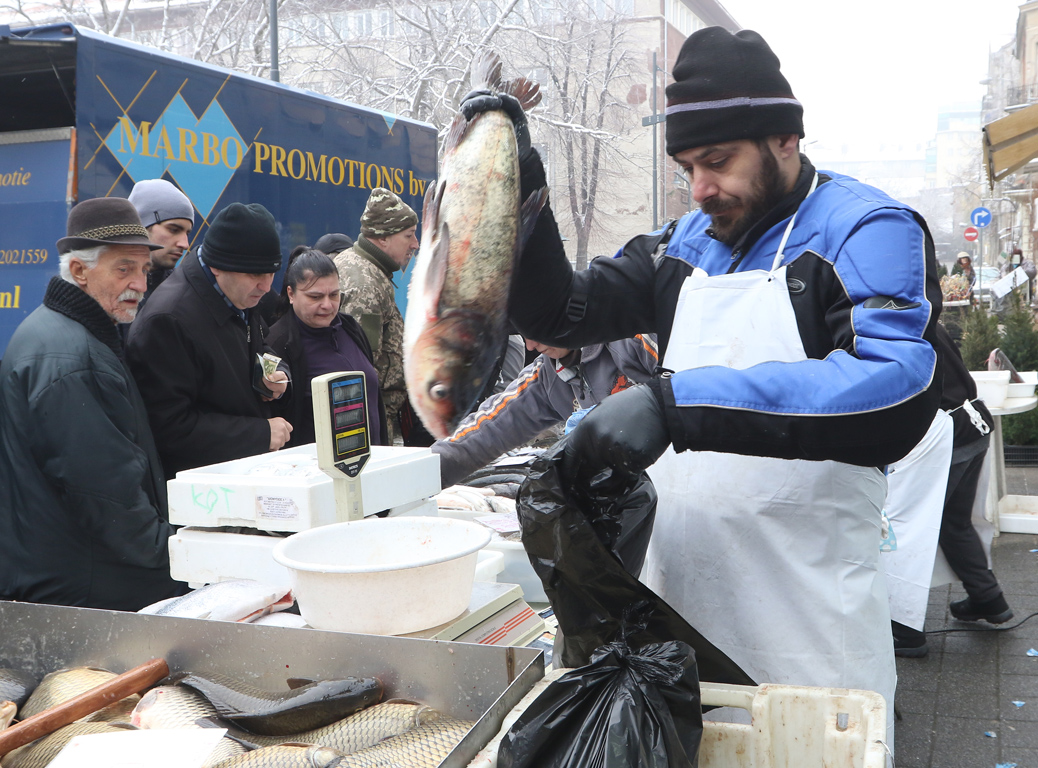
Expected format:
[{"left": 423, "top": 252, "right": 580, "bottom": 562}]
[{"left": 0, "top": 657, "right": 169, "bottom": 758}]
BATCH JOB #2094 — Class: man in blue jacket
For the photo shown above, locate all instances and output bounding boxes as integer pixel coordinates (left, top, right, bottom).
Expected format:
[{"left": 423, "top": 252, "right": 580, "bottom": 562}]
[{"left": 465, "top": 27, "right": 941, "bottom": 739}]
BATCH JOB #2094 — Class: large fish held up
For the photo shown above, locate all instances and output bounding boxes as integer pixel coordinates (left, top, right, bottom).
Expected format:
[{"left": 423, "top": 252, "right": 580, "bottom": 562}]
[{"left": 404, "top": 51, "right": 547, "bottom": 439}]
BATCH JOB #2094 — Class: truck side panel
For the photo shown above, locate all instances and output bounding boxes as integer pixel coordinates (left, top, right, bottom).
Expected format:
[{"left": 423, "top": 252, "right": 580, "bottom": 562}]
[
  {"left": 0, "top": 132, "right": 73, "bottom": 352},
  {"left": 73, "top": 29, "right": 436, "bottom": 286}
]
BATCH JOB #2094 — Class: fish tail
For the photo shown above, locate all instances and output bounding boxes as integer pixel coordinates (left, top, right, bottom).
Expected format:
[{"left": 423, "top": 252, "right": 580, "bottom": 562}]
[
  {"left": 501, "top": 77, "right": 541, "bottom": 112},
  {"left": 471, "top": 50, "right": 503, "bottom": 90}
]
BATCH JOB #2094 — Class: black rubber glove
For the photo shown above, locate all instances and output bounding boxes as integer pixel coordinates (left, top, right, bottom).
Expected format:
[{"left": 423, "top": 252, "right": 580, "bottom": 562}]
[
  {"left": 459, "top": 88, "right": 533, "bottom": 160},
  {"left": 561, "top": 384, "right": 671, "bottom": 499}
]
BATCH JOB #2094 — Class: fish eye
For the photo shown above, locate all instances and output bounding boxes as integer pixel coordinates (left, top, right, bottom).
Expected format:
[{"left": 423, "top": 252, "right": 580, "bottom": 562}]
[{"left": 429, "top": 382, "right": 450, "bottom": 401}]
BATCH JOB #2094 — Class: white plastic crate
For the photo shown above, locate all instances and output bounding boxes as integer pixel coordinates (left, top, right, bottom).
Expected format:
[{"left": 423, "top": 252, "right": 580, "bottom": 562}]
[
  {"left": 699, "top": 682, "right": 888, "bottom": 768},
  {"left": 167, "top": 443, "right": 441, "bottom": 532}
]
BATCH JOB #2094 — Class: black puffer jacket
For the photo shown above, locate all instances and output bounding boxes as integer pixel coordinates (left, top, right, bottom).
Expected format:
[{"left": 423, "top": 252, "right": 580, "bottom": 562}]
[
  {"left": 0, "top": 277, "right": 184, "bottom": 610},
  {"left": 127, "top": 252, "right": 283, "bottom": 479},
  {"left": 267, "top": 311, "right": 388, "bottom": 448}
]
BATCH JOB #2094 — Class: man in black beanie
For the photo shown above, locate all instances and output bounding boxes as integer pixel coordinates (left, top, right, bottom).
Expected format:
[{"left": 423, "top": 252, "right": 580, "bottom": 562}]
[
  {"left": 127, "top": 202, "right": 293, "bottom": 479},
  {"left": 466, "top": 26, "right": 943, "bottom": 741}
]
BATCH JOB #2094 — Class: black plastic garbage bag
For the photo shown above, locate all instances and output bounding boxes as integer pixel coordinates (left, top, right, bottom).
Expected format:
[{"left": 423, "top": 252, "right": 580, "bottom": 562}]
[
  {"left": 516, "top": 437, "right": 755, "bottom": 682},
  {"left": 499, "top": 613, "right": 703, "bottom": 768}
]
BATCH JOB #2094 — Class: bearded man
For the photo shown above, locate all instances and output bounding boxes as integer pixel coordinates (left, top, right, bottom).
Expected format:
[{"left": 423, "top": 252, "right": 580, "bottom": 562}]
[
  {"left": 473, "top": 27, "right": 942, "bottom": 745},
  {"left": 0, "top": 197, "right": 185, "bottom": 611}
]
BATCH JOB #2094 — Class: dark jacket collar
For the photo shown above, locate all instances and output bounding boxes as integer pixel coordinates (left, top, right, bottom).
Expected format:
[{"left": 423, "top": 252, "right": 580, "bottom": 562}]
[
  {"left": 354, "top": 236, "right": 399, "bottom": 279},
  {"left": 42, "top": 276, "right": 124, "bottom": 358},
  {"left": 725, "top": 154, "right": 829, "bottom": 272},
  {"left": 181, "top": 251, "right": 244, "bottom": 328}
]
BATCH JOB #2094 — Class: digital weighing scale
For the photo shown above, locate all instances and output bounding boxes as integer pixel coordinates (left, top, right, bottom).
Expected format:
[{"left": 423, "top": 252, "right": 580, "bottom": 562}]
[{"left": 165, "top": 370, "right": 545, "bottom": 645}]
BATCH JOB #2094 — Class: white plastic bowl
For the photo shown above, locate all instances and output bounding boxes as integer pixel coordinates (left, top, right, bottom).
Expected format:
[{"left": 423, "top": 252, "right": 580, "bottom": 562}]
[
  {"left": 272, "top": 516, "right": 491, "bottom": 635},
  {"left": 970, "top": 370, "right": 1011, "bottom": 409},
  {"left": 1007, "top": 371, "right": 1038, "bottom": 399}
]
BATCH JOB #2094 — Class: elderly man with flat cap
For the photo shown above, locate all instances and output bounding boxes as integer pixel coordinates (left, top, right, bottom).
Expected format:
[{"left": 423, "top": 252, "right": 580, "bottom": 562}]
[
  {"left": 127, "top": 202, "right": 292, "bottom": 479},
  {"left": 468, "top": 27, "right": 943, "bottom": 739},
  {"left": 333, "top": 188, "right": 419, "bottom": 443},
  {"left": 0, "top": 197, "right": 186, "bottom": 611}
]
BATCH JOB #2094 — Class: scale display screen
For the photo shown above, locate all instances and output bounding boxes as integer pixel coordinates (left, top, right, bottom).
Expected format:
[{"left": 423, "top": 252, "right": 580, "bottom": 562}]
[
  {"left": 313, "top": 371, "right": 371, "bottom": 479},
  {"left": 327, "top": 375, "right": 368, "bottom": 463},
  {"left": 332, "top": 380, "right": 364, "bottom": 404}
]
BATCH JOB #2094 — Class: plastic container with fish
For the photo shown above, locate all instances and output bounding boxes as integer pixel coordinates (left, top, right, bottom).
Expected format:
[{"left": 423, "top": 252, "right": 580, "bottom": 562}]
[{"left": 272, "top": 517, "right": 492, "bottom": 635}]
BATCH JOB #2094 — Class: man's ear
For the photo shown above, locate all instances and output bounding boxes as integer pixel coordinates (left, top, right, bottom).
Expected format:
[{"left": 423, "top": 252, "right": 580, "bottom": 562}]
[
  {"left": 67, "top": 257, "right": 90, "bottom": 287},
  {"left": 772, "top": 133, "right": 800, "bottom": 160}
]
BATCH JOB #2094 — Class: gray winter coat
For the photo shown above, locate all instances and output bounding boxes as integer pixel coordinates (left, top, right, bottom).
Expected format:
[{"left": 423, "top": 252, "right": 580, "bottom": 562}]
[{"left": 432, "top": 335, "right": 658, "bottom": 486}]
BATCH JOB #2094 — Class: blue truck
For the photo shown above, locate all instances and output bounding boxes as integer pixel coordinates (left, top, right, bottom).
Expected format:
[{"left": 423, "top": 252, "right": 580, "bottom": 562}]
[{"left": 0, "top": 22, "right": 437, "bottom": 356}]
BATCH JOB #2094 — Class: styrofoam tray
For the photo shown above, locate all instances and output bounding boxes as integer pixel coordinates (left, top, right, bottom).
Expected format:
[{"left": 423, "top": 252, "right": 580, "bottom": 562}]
[{"left": 167, "top": 443, "right": 441, "bottom": 532}]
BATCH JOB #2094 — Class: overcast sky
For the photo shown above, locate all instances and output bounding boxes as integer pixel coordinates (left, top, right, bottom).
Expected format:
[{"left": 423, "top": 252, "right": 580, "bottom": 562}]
[{"left": 712, "top": 0, "right": 1022, "bottom": 155}]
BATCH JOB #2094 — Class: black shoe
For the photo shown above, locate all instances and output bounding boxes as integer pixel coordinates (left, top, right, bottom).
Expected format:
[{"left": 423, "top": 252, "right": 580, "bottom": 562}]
[
  {"left": 949, "top": 594, "right": 1014, "bottom": 624},
  {"left": 892, "top": 620, "right": 928, "bottom": 658}
]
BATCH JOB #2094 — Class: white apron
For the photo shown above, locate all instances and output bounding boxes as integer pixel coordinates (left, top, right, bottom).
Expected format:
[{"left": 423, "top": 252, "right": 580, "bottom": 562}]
[
  {"left": 644, "top": 197, "right": 897, "bottom": 744},
  {"left": 880, "top": 410, "right": 953, "bottom": 630}
]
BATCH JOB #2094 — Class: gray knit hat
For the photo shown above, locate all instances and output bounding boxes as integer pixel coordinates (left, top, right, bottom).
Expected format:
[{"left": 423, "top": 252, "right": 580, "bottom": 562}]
[
  {"left": 128, "top": 179, "right": 195, "bottom": 227},
  {"left": 359, "top": 188, "right": 418, "bottom": 239}
]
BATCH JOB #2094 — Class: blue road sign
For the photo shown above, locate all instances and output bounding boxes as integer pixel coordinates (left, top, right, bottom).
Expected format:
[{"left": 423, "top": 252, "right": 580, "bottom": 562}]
[{"left": 971, "top": 207, "right": 992, "bottom": 228}]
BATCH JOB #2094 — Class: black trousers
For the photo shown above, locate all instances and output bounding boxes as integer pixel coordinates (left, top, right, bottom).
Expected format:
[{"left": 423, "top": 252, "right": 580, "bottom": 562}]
[{"left": 938, "top": 448, "right": 1002, "bottom": 602}]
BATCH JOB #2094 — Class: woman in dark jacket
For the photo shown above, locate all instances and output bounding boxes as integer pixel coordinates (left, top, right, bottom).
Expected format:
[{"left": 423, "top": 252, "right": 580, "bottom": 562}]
[{"left": 267, "top": 249, "right": 388, "bottom": 447}]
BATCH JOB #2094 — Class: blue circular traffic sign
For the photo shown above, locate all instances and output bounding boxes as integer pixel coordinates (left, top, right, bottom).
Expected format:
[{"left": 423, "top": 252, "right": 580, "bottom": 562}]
[{"left": 970, "top": 207, "right": 992, "bottom": 228}]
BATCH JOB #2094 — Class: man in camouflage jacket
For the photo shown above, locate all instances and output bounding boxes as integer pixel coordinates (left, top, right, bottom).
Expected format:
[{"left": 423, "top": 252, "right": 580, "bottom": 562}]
[{"left": 333, "top": 187, "right": 419, "bottom": 442}]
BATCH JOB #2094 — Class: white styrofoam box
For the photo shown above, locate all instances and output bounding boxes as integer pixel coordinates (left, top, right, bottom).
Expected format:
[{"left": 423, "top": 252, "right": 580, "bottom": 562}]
[
  {"left": 1007, "top": 370, "right": 1038, "bottom": 399},
  {"left": 484, "top": 533, "right": 546, "bottom": 604},
  {"left": 169, "top": 527, "right": 291, "bottom": 586},
  {"left": 970, "top": 370, "right": 1010, "bottom": 409},
  {"left": 474, "top": 549, "right": 504, "bottom": 583},
  {"left": 167, "top": 443, "right": 441, "bottom": 532}
]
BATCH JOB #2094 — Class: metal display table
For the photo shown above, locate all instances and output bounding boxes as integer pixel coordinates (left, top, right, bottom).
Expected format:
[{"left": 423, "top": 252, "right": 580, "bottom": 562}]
[{"left": 984, "top": 395, "right": 1038, "bottom": 534}]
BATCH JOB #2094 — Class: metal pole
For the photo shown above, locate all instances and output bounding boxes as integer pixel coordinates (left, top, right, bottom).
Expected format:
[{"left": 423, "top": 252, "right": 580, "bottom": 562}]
[
  {"left": 651, "top": 51, "right": 657, "bottom": 231},
  {"left": 269, "top": 0, "right": 280, "bottom": 83}
]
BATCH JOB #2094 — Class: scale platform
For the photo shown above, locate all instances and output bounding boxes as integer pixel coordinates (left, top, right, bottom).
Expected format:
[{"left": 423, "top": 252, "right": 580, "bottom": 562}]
[{"left": 402, "top": 582, "right": 545, "bottom": 646}]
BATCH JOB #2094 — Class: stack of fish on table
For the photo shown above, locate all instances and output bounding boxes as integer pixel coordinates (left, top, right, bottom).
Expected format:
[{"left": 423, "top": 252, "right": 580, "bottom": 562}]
[{"left": 0, "top": 665, "right": 473, "bottom": 767}]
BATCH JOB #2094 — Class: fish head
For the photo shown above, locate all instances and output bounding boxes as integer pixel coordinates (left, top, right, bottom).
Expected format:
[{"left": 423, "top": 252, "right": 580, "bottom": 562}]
[{"left": 405, "top": 311, "right": 499, "bottom": 439}]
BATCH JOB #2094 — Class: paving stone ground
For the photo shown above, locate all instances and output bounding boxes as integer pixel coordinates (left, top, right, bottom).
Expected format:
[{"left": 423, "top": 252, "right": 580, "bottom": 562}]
[{"left": 893, "top": 465, "right": 1038, "bottom": 768}]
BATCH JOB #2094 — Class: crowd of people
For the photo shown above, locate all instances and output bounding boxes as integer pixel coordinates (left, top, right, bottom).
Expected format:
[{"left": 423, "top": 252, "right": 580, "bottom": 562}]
[{"left": 0, "top": 24, "right": 1018, "bottom": 753}]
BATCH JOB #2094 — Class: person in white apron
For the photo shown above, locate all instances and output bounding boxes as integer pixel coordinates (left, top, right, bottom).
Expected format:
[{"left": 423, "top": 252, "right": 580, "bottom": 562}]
[
  {"left": 880, "top": 410, "right": 953, "bottom": 656},
  {"left": 467, "top": 26, "right": 943, "bottom": 754}
]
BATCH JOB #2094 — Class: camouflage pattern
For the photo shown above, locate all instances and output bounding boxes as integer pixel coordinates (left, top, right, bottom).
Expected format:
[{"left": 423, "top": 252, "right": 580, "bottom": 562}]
[
  {"left": 334, "top": 238, "right": 406, "bottom": 442},
  {"left": 359, "top": 187, "right": 418, "bottom": 239}
]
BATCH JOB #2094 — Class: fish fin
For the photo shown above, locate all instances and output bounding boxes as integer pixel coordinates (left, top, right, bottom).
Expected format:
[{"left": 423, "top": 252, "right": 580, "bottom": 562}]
[
  {"left": 518, "top": 187, "right": 549, "bottom": 252},
  {"left": 196, "top": 716, "right": 262, "bottom": 749},
  {"left": 285, "top": 678, "right": 314, "bottom": 690},
  {"left": 425, "top": 222, "right": 452, "bottom": 319},
  {"left": 421, "top": 179, "right": 444, "bottom": 237},
  {"left": 443, "top": 112, "right": 474, "bottom": 154},
  {"left": 501, "top": 77, "right": 542, "bottom": 112},
  {"left": 471, "top": 50, "right": 503, "bottom": 90}
]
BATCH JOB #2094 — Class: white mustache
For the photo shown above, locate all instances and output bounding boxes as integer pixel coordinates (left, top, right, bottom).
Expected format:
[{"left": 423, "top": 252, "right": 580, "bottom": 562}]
[{"left": 119, "top": 289, "right": 145, "bottom": 303}]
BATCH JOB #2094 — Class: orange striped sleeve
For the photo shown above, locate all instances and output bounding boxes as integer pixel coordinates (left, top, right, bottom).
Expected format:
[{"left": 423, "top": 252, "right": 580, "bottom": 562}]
[
  {"left": 637, "top": 334, "right": 658, "bottom": 361},
  {"left": 448, "top": 365, "right": 543, "bottom": 442}
]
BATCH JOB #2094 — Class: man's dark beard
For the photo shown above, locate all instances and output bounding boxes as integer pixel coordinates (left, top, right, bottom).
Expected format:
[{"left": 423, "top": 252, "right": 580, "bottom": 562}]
[{"left": 703, "top": 143, "right": 787, "bottom": 247}]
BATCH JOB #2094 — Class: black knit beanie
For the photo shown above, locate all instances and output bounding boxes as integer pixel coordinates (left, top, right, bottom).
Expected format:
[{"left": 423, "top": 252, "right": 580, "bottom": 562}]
[
  {"left": 201, "top": 202, "right": 282, "bottom": 273},
  {"left": 665, "top": 27, "right": 804, "bottom": 157}
]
